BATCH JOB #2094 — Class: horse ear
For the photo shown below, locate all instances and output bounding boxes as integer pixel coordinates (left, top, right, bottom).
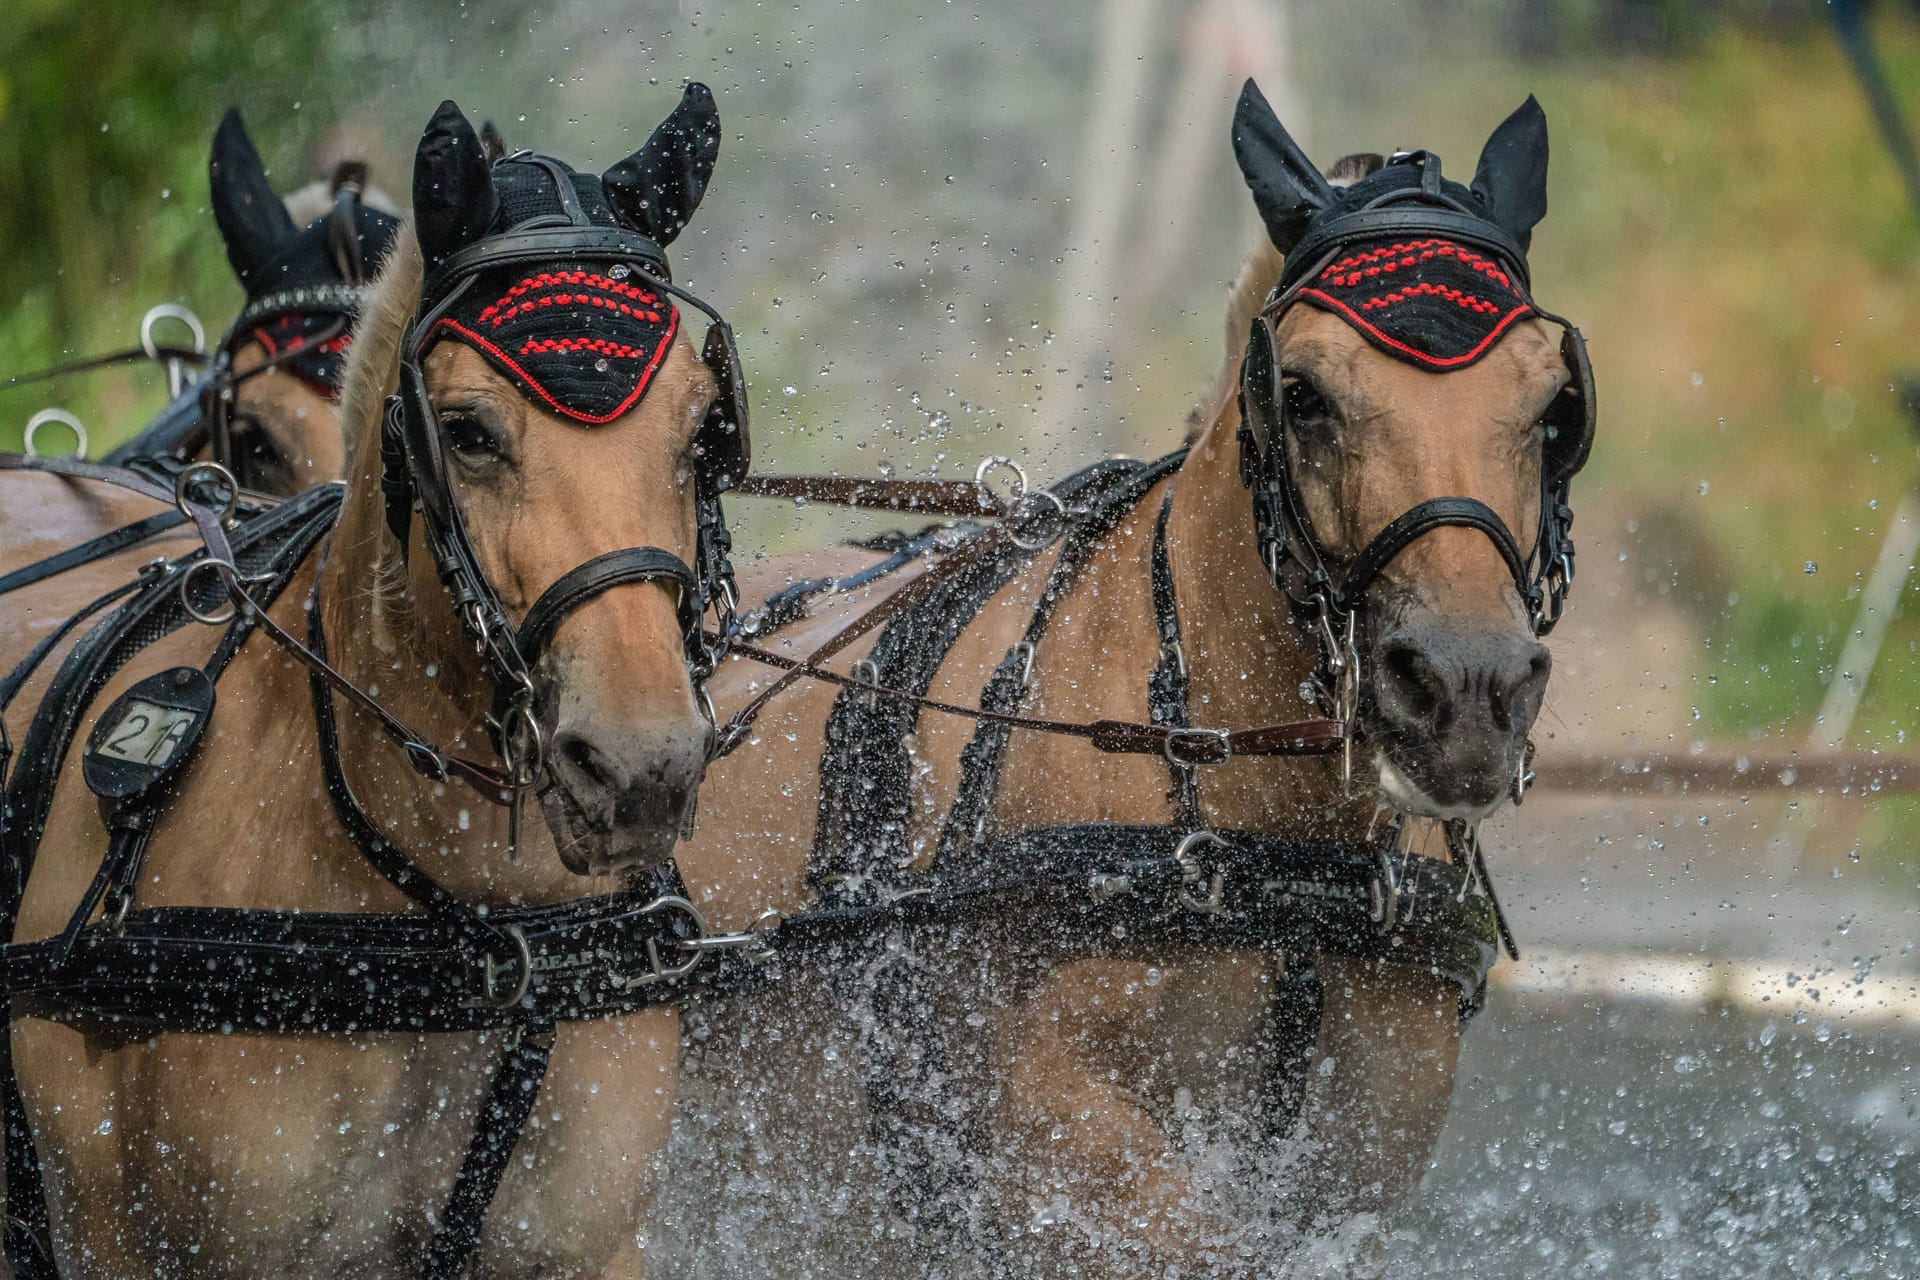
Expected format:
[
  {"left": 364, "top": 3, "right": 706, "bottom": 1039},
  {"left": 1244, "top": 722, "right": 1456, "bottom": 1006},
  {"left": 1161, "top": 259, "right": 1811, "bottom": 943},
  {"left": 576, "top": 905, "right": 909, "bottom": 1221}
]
[
  {"left": 602, "top": 82, "right": 721, "bottom": 246},
  {"left": 209, "top": 109, "right": 297, "bottom": 289},
  {"left": 479, "top": 119, "right": 507, "bottom": 163},
  {"left": 1471, "top": 95, "right": 1549, "bottom": 253},
  {"left": 1231, "top": 79, "right": 1335, "bottom": 256},
  {"left": 413, "top": 100, "right": 497, "bottom": 268}
]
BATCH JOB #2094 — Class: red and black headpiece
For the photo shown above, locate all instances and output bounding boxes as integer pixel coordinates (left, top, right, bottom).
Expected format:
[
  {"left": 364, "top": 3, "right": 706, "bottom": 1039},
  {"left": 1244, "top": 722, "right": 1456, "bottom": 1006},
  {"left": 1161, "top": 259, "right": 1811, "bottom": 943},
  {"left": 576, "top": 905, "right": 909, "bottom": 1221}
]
[
  {"left": 412, "top": 86, "right": 721, "bottom": 424},
  {"left": 210, "top": 109, "right": 401, "bottom": 396}
]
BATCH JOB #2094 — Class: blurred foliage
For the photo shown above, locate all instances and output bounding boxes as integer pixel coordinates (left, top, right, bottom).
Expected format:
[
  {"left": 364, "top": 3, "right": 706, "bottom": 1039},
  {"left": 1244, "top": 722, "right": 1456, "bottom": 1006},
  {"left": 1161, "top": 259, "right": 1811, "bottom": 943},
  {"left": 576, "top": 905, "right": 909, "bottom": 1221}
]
[{"left": 0, "top": 0, "right": 360, "bottom": 443}]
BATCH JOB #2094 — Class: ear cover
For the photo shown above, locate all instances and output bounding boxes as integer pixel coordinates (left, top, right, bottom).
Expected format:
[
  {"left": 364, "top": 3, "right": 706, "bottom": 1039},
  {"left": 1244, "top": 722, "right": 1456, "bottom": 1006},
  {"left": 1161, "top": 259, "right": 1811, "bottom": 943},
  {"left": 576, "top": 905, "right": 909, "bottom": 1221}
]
[
  {"left": 1231, "top": 79, "right": 1336, "bottom": 256},
  {"left": 209, "top": 109, "right": 298, "bottom": 291},
  {"left": 1470, "top": 95, "right": 1549, "bottom": 254},
  {"left": 413, "top": 100, "right": 498, "bottom": 268},
  {"left": 602, "top": 82, "right": 721, "bottom": 246}
]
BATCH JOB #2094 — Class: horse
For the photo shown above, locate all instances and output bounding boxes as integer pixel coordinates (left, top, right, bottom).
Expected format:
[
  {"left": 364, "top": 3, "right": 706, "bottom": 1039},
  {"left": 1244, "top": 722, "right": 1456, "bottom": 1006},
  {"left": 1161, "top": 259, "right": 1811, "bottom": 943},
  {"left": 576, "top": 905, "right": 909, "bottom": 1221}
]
[
  {"left": 0, "top": 83, "right": 743, "bottom": 1277},
  {"left": 645, "top": 82, "right": 1592, "bottom": 1276},
  {"left": 99, "top": 110, "right": 403, "bottom": 494}
]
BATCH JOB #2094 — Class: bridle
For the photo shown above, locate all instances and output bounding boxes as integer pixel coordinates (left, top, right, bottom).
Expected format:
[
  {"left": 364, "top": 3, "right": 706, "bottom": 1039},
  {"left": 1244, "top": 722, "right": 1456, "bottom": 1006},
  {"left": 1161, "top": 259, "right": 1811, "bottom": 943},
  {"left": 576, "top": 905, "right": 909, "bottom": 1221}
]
[
  {"left": 375, "top": 154, "right": 749, "bottom": 813},
  {"left": 1235, "top": 152, "right": 1596, "bottom": 789}
]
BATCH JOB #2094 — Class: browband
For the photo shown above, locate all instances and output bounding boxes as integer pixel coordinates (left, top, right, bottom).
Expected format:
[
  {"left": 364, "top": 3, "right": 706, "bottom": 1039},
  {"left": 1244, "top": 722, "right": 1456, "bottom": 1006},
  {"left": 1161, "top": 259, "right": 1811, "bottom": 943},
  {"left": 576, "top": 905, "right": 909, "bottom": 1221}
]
[
  {"left": 422, "top": 227, "right": 670, "bottom": 313},
  {"left": 1280, "top": 206, "right": 1532, "bottom": 295}
]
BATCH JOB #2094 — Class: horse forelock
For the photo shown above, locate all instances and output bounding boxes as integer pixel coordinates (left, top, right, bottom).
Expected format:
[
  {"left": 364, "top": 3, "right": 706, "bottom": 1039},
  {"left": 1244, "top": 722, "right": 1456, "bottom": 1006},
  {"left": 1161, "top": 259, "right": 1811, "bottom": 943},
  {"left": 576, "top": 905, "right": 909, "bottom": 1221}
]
[{"left": 337, "top": 223, "right": 423, "bottom": 606}]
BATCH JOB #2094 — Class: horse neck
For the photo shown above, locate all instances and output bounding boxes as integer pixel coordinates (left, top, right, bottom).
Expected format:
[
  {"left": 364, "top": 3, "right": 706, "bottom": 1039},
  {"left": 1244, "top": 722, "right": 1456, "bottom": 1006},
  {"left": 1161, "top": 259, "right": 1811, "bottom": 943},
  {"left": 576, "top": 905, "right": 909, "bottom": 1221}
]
[{"left": 1164, "top": 403, "right": 1366, "bottom": 835}]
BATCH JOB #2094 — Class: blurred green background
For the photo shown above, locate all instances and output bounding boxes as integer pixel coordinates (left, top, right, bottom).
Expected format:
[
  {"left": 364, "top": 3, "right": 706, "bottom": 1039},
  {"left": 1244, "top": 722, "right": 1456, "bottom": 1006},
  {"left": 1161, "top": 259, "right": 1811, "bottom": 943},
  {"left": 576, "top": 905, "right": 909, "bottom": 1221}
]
[{"left": 3, "top": 0, "right": 1919, "bottom": 831}]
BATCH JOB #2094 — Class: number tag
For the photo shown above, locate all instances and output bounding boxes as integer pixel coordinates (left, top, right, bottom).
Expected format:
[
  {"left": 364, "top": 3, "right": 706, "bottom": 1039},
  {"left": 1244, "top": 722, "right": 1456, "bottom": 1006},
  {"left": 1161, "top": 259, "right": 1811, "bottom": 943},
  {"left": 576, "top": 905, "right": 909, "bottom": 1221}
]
[{"left": 83, "top": 668, "right": 216, "bottom": 804}]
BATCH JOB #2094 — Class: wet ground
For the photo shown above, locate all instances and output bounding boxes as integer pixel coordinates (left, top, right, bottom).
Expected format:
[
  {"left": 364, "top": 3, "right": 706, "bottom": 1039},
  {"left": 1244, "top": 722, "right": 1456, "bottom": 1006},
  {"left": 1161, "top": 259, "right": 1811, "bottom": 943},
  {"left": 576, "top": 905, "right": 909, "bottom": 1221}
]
[
  {"left": 1384, "top": 787, "right": 1920, "bottom": 1279},
  {"left": 1387, "top": 990, "right": 1920, "bottom": 1279}
]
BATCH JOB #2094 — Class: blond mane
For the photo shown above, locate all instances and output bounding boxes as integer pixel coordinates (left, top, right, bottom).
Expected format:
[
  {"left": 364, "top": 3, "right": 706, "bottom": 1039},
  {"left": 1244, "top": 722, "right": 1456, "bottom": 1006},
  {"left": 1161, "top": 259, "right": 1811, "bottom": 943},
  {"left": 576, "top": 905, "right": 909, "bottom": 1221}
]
[{"left": 336, "top": 222, "right": 424, "bottom": 604}]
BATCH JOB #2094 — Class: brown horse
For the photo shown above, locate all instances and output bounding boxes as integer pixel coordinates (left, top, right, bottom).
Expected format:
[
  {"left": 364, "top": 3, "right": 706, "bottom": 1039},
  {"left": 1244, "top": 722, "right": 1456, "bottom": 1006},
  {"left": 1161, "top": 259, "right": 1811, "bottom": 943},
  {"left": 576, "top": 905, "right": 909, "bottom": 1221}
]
[
  {"left": 99, "top": 110, "right": 403, "bottom": 494},
  {"left": 1, "top": 87, "right": 729, "bottom": 1276},
  {"left": 646, "top": 86, "right": 1586, "bottom": 1275}
]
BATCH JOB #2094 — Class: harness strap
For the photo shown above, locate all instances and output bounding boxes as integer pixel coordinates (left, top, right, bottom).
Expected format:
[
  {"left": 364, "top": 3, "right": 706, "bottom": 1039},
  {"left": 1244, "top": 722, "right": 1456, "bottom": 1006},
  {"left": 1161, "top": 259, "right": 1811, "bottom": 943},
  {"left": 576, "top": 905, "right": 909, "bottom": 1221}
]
[
  {"left": 515, "top": 547, "right": 697, "bottom": 671},
  {"left": 730, "top": 474, "right": 1007, "bottom": 518},
  {"left": 935, "top": 457, "right": 1190, "bottom": 863},
  {"left": 0, "top": 511, "right": 187, "bottom": 598},
  {"left": 712, "top": 518, "right": 1024, "bottom": 759},
  {"left": 715, "top": 640, "right": 1344, "bottom": 758},
  {"left": 1337, "top": 495, "right": 1534, "bottom": 615},
  {"left": 421, "top": 1022, "right": 558, "bottom": 1280},
  {"left": 0, "top": 453, "right": 183, "bottom": 506},
  {"left": 1147, "top": 488, "right": 1202, "bottom": 828},
  {"left": 307, "top": 600, "right": 520, "bottom": 958}
]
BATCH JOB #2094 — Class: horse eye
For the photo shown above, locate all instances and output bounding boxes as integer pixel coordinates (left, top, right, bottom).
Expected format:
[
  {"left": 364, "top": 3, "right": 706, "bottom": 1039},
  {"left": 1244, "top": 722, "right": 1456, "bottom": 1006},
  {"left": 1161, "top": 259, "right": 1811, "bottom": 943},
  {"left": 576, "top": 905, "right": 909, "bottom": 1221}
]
[
  {"left": 441, "top": 411, "right": 503, "bottom": 461},
  {"left": 1281, "top": 375, "right": 1332, "bottom": 426}
]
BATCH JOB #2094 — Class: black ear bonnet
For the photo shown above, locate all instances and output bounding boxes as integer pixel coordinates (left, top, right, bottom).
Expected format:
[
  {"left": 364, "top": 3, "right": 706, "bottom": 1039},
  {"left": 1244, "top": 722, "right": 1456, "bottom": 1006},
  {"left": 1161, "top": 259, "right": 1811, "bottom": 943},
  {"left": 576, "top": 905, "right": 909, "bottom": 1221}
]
[
  {"left": 210, "top": 108, "right": 401, "bottom": 395},
  {"left": 411, "top": 84, "right": 723, "bottom": 426}
]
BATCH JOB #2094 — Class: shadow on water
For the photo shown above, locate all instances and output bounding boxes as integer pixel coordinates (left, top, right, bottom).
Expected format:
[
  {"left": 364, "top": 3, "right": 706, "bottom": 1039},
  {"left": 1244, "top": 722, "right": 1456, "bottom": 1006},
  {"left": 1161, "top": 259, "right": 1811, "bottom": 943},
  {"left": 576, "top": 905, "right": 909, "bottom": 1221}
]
[{"left": 1386, "top": 990, "right": 1920, "bottom": 1279}]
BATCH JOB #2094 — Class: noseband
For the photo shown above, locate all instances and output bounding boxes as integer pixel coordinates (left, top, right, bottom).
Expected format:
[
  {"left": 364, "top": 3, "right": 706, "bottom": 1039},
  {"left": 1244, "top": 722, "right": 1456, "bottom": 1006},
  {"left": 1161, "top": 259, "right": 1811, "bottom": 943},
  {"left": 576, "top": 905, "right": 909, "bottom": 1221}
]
[
  {"left": 376, "top": 167, "right": 749, "bottom": 773},
  {"left": 1236, "top": 153, "right": 1595, "bottom": 745}
]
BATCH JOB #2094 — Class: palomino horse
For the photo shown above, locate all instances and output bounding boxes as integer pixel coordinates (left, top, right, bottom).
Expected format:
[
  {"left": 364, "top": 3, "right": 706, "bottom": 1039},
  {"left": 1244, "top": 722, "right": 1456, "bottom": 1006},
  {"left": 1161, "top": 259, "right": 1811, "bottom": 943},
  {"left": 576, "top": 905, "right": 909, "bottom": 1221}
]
[
  {"left": 648, "top": 84, "right": 1590, "bottom": 1275},
  {"left": 0, "top": 85, "right": 741, "bottom": 1277},
  {"left": 100, "top": 110, "right": 403, "bottom": 493}
]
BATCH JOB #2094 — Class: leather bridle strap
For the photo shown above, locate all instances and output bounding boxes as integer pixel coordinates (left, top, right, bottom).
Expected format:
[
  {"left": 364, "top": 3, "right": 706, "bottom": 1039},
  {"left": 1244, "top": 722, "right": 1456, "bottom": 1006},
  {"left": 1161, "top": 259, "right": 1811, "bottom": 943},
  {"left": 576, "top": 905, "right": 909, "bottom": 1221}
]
[
  {"left": 178, "top": 498, "right": 518, "bottom": 806},
  {"left": 514, "top": 547, "right": 698, "bottom": 672},
  {"left": 718, "top": 635, "right": 1346, "bottom": 761},
  {"left": 729, "top": 474, "right": 1007, "bottom": 518},
  {"left": 710, "top": 520, "right": 1024, "bottom": 756},
  {"left": 1336, "top": 495, "right": 1535, "bottom": 615}
]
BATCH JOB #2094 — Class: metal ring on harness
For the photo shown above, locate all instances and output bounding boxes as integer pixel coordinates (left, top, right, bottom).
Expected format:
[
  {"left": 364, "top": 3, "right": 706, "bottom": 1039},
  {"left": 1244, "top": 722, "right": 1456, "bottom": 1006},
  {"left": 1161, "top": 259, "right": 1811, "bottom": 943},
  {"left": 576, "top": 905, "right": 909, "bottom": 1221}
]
[
  {"left": 178, "top": 559, "right": 239, "bottom": 626},
  {"left": 23, "top": 409, "right": 88, "bottom": 461},
  {"left": 140, "top": 304, "right": 207, "bottom": 399},
  {"left": 627, "top": 895, "right": 712, "bottom": 989},
  {"left": 1006, "top": 488, "right": 1069, "bottom": 552},
  {"left": 973, "top": 454, "right": 1029, "bottom": 514},
  {"left": 173, "top": 461, "right": 239, "bottom": 527},
  {"left": 1368, "top": 846, "right": 1402, "bottom": 933},
  {"left": 481, "top": 924, "right": 533, "bottom": 1008}
]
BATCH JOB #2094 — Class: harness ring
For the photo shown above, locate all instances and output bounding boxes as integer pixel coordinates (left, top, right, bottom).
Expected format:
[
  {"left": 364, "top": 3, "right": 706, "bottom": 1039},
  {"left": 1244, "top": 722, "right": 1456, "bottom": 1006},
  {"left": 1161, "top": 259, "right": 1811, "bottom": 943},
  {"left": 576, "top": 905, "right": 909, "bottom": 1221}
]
[{"left": 23, "top": 409, "right": 88, "bottom": 461}]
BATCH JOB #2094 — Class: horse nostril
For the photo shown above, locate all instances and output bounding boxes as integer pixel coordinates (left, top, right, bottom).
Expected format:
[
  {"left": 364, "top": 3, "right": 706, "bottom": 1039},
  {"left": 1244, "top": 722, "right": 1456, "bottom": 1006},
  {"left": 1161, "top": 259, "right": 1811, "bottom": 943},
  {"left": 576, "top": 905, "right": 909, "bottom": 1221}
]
[
  {"left": 1489, "top": 644, "right": 1552, "bottom": 732},
  {"left": 1379, "top": 640, "right": 1447, "bottom": 727},
  {"left": 554, "top": 731, "right": 619, "bottom": 794}
]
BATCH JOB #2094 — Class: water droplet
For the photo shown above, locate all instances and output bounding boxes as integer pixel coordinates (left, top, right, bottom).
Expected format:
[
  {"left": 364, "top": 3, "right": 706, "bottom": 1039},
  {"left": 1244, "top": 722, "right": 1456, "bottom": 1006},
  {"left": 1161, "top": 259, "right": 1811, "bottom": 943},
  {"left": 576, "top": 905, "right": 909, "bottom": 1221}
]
[{"left": 96, "top": 1119, "right": 112, "bottom": 1135}]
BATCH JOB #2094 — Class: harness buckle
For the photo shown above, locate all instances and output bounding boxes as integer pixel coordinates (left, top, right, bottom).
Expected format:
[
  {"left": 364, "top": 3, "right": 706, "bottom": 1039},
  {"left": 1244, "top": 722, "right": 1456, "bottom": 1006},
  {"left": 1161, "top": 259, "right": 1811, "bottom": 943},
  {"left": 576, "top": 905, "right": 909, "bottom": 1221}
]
[
  {"left": 623, "top": 895, "right": 712, "bottom": 989},
  {"left": 402, "top": 739, "right": 451, "bottom": 784},
  {"left": 1010, "top": 640, "right": 1036, "bottom": 691},
  {"left": 850, "top": 658, "right": 881, "bottom": 709},
  {"left": 481, "top": 924, "right": 532, "bottom": 1008},
  {"left": 1173, "top": 830, "right": 1231, "bottom": 915},
  {"left": 1367, "top": 847, "right": 1401, "bottom": 934},
  {"left": 1162, "top": 726, "right": 1231, "bottom": 767}
]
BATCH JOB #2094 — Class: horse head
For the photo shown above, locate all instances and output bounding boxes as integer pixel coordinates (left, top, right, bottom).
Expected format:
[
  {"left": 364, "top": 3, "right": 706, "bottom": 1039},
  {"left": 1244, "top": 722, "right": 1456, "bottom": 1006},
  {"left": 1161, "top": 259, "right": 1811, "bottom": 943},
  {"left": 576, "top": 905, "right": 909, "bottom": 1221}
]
[
  {"left": 207, "top": 109, "right": 401, "bottom": 490},
  {"left": 1231, "top": 82, "right": 1592, "bottom": 820},
  {"left": 338, "top": 85, "right": 737, "bottom": 877}
]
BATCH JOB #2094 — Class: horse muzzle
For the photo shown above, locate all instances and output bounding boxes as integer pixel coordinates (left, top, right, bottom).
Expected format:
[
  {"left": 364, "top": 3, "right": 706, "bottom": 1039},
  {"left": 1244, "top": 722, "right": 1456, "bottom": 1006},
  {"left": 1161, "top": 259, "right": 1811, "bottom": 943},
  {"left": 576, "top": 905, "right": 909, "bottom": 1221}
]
[
  {"left": 1364, "top": 610, "right": 1550, "bottom": 818},
  {"left": 538, "top": 717, "right": 709, "bottom": 875}
]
